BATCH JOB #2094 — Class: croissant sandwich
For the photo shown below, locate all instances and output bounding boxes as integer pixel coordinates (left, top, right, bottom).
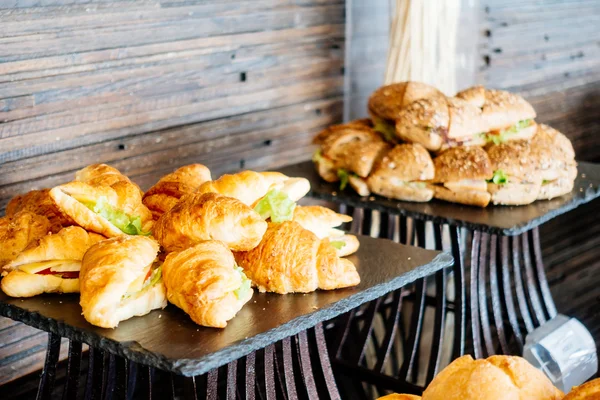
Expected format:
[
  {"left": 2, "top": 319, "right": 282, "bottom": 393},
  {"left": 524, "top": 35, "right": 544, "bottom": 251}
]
[
  {"left": 154, "top": 192, "right": 267, "bottom": 253},
  {"left": 456, "top": 86, "right": 537, "bottom": 145},
  {"left": 1, "top": 227, "right": 104, "bottom": 297},
  {"left": 431, "top": 146, "right": 494, "bottom": 207},
  {"left": 293, "top": 206, "right": 359, "bottom": 257},
  {"left": 0, "top": 211, "right": 51, "bottom": 268},
  {"left": 162, "top": 241, "right": 253, "bottom": 328},
  {"left": 143, "top": 164, "right": 212, "bottom": 220},
  {"left": 563, "top": 377, "right": 600, "bottom": 400},
  {"left": 6, "top": 189, "right": 74, "bottom": 233},
  {"left": 235, "top": 221, "right": 360, "bottom": 294},
  {"left": 79, "top": 236, "right": 166, "bottom": 328},
  {"left": 49, "top": 180, "right": 153, "bottom": 238},
  {"left": 367, "top": 144, "right": 435, "bottom": 202},
  {"left": 486, "top": 141, "right": 542, "bottom": 205},
  {"left": 76, "top": 163, "right": 140, "bottom": 191}
]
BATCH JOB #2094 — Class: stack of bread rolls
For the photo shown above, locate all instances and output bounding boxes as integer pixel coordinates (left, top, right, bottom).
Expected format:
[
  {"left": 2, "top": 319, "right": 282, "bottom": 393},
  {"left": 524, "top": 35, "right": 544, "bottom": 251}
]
[
  {"left": 1, "top": 164, "right": 361, "bottom": 329},
  {"left": 379, "top": 354, "right": 567, "bottom": 399},
  {"left": 313, "top": 82, "right": 577, "bottom": 207}
]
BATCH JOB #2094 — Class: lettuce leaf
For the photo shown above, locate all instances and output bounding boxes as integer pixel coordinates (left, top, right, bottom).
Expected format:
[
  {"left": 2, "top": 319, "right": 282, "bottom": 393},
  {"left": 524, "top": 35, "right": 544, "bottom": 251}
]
[
  {"left": 373, "top": 119, "right": 397, "bottom": 143},
  {"left": 82, "top": 196, "right": 149, "bottom": 235},
  {"left": 485, "top": 119, "right": 532, "bottom": 145},
  {"left": 233, "top": 266, "right": 251, "bottom": 300},
  {"left": 123, "top": 266, "right": 162, "bottom": 301},
  {"left": 338, "top": 169, "right": 350, "bottom": 190},
  {"left": 254, "top": 189, "right": 296, "bottom": 223},
  {"left": 312, "top": 149, "right": 323, "bottom": 163},
  {"left": 330, "top": 241, "right": 346, "bottom": 250},
  {"left": 488, "top": 170, "right": 509, "bottom": 185}
]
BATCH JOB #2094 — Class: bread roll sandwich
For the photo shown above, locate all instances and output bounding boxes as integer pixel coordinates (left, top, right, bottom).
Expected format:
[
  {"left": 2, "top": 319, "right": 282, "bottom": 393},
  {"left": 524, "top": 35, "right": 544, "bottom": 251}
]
[
  {"left": 530, "top": 124, "right": 577, "bottom": 200},
  {"left": 80, "top": 236, "right": 166, "bottom": 328},
  {"left": 367, "top": 144, "right": 435, "bottom": 202},
  {"left": 422, "top": 355, "right": 563, "bottom": 400},
  {"left": 368, "top": 82, "right": 445, "bottom": 140},
  {"left": 235, "top": 221, "right": 360, "bottom": 294},
  {"left": 293, "top": 206, "right": 359, "bottom": 257},
  {"left": 1, "top": 227, "right": 104, "bottom": 297},
  {"left": 154, "top": 192, "right": 267, "bottom": 253},
  {"left": 563, "top": 378, "right": 600, "bottom": 399},
  {"left": 456, "top": 86, "right": 537, "bottom": 144},
  {"left": 162, "top": 241, "right": 253, "bottom": 328},
  {"left": 76, "top": 163, "right": 139, "bottom": 191},
  {"left": 50, "top": 180, "right": 153, "bottom": 238},
  {"left": 431, "top": 146, "right": 494, "bottom": 207},
  {"left": 0, "top": 211, "right": 51, "bottom": 268},
  {"left": 143, "top": 164, "right": 212, "bottom": 220},
  {"left": 486, "top": 140, "right": 543, "bottom": 205},
  {"left": 6, "top": 189, "right": 74, "bottom": 233}
]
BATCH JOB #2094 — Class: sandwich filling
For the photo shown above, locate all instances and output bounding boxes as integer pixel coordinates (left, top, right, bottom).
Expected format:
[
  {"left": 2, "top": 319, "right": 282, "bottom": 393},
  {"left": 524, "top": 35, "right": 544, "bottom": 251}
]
[
  {"left": 443, "top": 179, "right": 488, "bottom": 192},
  {"left": 483, "top": 119, "right": 534, "bottom": 145},
  {"left": 254, "top": 189, "right": 296, "bottom": 223},
  {"left": 233, "top": 266, "right": 251, "bottom": 300},
  {"left": 122, "top": 261, "right": 162, "bottom": 301},
  {"left": 78, "top": 196, "right": 149, "bottom": 235},
  {"left": 389, "top": 178, "right": 428, "bottom": 189},
  {"left": 19, "top": 260, "right": 81, "bottom": 279},
  {"left": 487, "top": 170, "right": 509, "bottom": 185},
  {"left": 372, "top": 117, "right": 397, "bottom": 143}
]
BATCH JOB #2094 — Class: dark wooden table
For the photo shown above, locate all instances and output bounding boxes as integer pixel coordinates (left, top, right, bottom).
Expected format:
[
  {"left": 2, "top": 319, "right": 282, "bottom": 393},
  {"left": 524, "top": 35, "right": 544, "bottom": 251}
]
[
  {"left": 279, "top": 161, "right": 600, "bottom": 397},
  {"left": 0, "top": 235, "right": 451, "bottom": 399}
]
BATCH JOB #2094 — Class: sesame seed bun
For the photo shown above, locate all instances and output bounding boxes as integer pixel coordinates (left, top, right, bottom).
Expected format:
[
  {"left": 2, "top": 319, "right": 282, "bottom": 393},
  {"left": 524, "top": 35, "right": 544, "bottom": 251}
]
[
  {"left": 432, "top": 146, "right": 493, "bottom": 183},
  {"left": 486, "top": 141, "right": 541, "bottom": 183},
  {"left": 368, "top": 82, "right": 445, "bottom": 122}
]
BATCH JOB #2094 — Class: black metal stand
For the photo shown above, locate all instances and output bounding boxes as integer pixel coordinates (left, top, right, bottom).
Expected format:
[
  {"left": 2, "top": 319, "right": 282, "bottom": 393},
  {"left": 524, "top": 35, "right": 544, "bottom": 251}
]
[{"left": 328, "top": 206, "right": 558, "bottom": 397}]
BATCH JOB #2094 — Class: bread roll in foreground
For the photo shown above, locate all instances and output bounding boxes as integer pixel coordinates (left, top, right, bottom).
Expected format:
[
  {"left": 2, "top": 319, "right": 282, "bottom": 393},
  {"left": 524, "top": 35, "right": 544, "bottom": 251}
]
[
  {"left": 154, "top": 192, "right": 267, "bottom": 253},
  {"left": 1, "top": 227, "right": 104, "bottom": 297},
  {"left": 80, "top": 236, "right": 166, "bottom": 328},
  {"left": 563, "top": 378, "right": 600, "bottom": 399},
  {"left": 235, "top": 221, "right": 360, "bottom": 294},
  {"left": 162, "top": 241, "right": 253, "bottom": 328},
  {"left": 0, "top": 211, "right": 51, "bottom": 268},
  {"left": 378, "top": 394, "right": 421, "bottom": 400},
  {"left": 422, "top": 355, "right": 563, "bottom": 400},
  {"left": 143, "top": 164, "right": 212, "bottom": 220}
]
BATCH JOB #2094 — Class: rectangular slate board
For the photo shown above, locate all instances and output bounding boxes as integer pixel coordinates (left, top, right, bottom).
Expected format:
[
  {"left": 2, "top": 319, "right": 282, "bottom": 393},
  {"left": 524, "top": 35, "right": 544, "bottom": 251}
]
[
  {"left": 0, "top": 235, "right": 452, "bottom": 377},
  {"left": 279, "top": 161, "right": 600, "bottom": 236}
]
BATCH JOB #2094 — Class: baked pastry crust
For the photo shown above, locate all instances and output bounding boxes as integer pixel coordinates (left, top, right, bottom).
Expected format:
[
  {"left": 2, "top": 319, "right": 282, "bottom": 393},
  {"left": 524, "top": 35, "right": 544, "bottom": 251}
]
[
  {"left": 434, "top": 186, "right": 491, "bottom": 208},
  {"left": 368, "top": 82, "right": 445, "bottom": 122},
  {"left": 76, "top": 163, "right": 139, "bottom": 191},
  {"left": 162, "top": 241, "right": 253, "bottom": 328},
  {"left": 234, "top": 221, "right": 360, "bottom": 294},
  {"left": 79, "top": 236, "right": 166, "bottom": 328},
  {"left": 154, "top": 192, "right": 267, "bottom": 253},
  {"left": 143, "top": 164, "right": 212, "bottom": 220},
  {"left": 0, "top": 211, "right": 51, "bottom": 268},
  {"left": 6, "top": 189, "right": 74, "bottom": 233},
  {"left": 293, "top": 206, "right": 358, "bottom": 257},
  {"left": 563, "top": 378, "right": 600, "bottom": 400},
  {"left": 377, "top": 395, "right": 421, "bottom": 400}
]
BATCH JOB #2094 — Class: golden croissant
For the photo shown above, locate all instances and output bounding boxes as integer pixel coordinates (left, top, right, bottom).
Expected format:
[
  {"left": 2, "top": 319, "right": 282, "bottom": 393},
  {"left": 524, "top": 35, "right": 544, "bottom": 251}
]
[
  {"left": 1, "top": 227, "right": 105, "bottom": 297},
  {"left": 76, "top": 163, "right": 140, "bottom": 191},
  {"left": 0, "top": 211, "right": 51, "bottom": 268},
  {"left": 143, "top": 164, "right": 212, "bottom": 220},
  {"left": 6, "top": 189, "right": 74, "bottom": 233},
  {"left": 293, "top": 206, "right": 358, "bottom": 257},
  {"left": 235, "top": 221, "right": 360, "bottom": 294},
  {"left": 49, "top": 180, "right": 153, "bottom": 238},
  {"left": 154, "top": 192, "right": 267, "bottom": 253},
  {"left": 80, "top": 236, "right": 166, "bottom": 328},
  {"left": 162, "top": 241, "right": 253, "bottom": 328}
]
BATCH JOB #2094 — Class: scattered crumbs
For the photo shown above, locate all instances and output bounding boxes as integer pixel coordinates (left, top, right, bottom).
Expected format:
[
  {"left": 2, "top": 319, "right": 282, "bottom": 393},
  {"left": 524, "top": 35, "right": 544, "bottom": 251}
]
[
  {"left": 312, "top": 306, "right": 318, "bottom": 310},
  {"left": 267, "top": 301, "right": 269, "bottom": 304},
  {"left": 408, "top": 257, "right": 411, "bottom": 260},
  {"left": 197, "top": 329, "right": 200, "bottom": 332},
  {"left": 263, "top": 308, "right": 266, "bottom": 311},
  {"left": 369, "top": 196, "right": 375, "bottom": 201},
  {"left": 158, "top": 314, "right": 162, "bottom": 319},
  {"left": 582, "top": 174, "right": 586, "bottom": 178},
  {"left": 253, "top": 300, "right": 256, "bottom": 303},
  {"left": 59, "top": 301, "right": 63, "bottom": 304}
]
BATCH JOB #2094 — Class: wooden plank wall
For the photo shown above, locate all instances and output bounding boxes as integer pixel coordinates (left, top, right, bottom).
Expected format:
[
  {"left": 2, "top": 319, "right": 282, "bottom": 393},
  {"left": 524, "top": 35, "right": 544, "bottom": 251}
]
[
  {"left": 480, "top": 0, "right": 600, "bottom": 349},
  {"left": 0, "top": 0, "right": 345, "bottom": 385}
]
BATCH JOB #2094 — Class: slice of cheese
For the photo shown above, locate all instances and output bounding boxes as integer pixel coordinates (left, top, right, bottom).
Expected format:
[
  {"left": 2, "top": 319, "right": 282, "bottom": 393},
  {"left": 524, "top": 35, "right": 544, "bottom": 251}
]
[
  {"left": 125, "top": 266, "right": 151, "bottom": 295},
  {"left": 444, "top": 179, "right": 487, "bottom": 192},
  {"left": 50, "top": 261, "right": 82, "bottom": 272},
  {"left": 20, "top": 260, "right": 80, "bottom": 274}
]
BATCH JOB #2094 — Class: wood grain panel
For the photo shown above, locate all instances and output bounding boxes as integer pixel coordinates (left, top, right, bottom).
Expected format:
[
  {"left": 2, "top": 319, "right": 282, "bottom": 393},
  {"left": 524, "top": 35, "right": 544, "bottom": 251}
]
[{"left": 0, "top": 0, "right": 345, "bottom": 385}]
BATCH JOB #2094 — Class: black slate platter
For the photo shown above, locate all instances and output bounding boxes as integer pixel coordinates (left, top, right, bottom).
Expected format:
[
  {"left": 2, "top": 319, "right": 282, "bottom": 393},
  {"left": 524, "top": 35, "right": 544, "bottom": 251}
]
[
  {"left": 0, "top": 235, "right": 452, "bottom": 377},
  {"left": 279, "top": 161, "right": 600, "bottom": 236}
]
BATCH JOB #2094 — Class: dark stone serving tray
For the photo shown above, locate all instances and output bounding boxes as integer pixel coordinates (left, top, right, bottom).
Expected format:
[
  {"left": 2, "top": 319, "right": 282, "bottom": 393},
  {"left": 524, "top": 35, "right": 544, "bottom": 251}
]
[
  {"left": 279, "top": 161, "right": 600, "bottom": 236},
  {"left": 0, "top": 235, "right": 452, "bottom": 377}
]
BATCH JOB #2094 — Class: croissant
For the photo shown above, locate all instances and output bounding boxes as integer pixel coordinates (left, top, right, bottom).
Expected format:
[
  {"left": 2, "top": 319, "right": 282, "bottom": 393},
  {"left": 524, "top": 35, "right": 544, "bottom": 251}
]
[
  {"left": 76, "top": 163, "right": 140, "bottom": 191},
  {"left": 0, "top": 211, "right": 51, "bottom": 268},
  {"left": 293, "top": 206, "right": 359, "bottom": 257},
  {"left": 80, "top": 236, "right": 166, "bottom": 328},
  {"left": 235, "top": 221, "right": 360, "bottom": 294},
  {"left": 6, "top": 189, "right": 74, "bottom": 233},
  {"left": 1, "top": 227, "right": 105, "bottom": 297},
  {"left": 153, "top": 192, "right": 267, "bottom": 253},
  {"left": 143, "top": 164, "right": 212, "bottom": 220},
  {"left": 162, "top": 241, "right": 253, "bottom": 328},
  {"left": 49, "top": 180, "right": 153, "bottom": 238}
]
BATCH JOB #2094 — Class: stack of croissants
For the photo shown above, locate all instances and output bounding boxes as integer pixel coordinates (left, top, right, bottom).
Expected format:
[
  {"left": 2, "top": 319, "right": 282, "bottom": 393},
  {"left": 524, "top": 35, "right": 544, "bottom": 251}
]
[
  {"left": 0, "top": 164, "right": 361, "bottom": 329},
  {"left": 378, "top": 354, "right": 600, "bottom": 400},
  {"left": 313, "top": 82, "right": 578, "bottom": 207}
]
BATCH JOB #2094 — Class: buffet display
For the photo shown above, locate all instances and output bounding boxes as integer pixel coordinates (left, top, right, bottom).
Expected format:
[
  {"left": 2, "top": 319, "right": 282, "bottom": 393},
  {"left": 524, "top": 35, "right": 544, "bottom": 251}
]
[
  {"left": 312, "top": 82, "right": 578, "bottom": 207},
  {"left": 0, "top": 164, "right": 361, "bottom": 329}
]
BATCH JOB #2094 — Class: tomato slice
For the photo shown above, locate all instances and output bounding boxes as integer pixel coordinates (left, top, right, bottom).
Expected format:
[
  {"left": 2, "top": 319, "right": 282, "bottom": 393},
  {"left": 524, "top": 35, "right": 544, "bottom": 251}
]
[{"left": 36, "top": 268, "right": 79, "bottom": 279}]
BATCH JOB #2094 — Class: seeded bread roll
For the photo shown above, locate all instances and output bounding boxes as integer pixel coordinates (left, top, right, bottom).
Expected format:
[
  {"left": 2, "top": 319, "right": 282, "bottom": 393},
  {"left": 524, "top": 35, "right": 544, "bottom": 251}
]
[
  {"left": 368, "top": 82, "right": 445, "bottom": 123},
  {"left": 313, "top": 119, "right": 374, "bottom": 145}
]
